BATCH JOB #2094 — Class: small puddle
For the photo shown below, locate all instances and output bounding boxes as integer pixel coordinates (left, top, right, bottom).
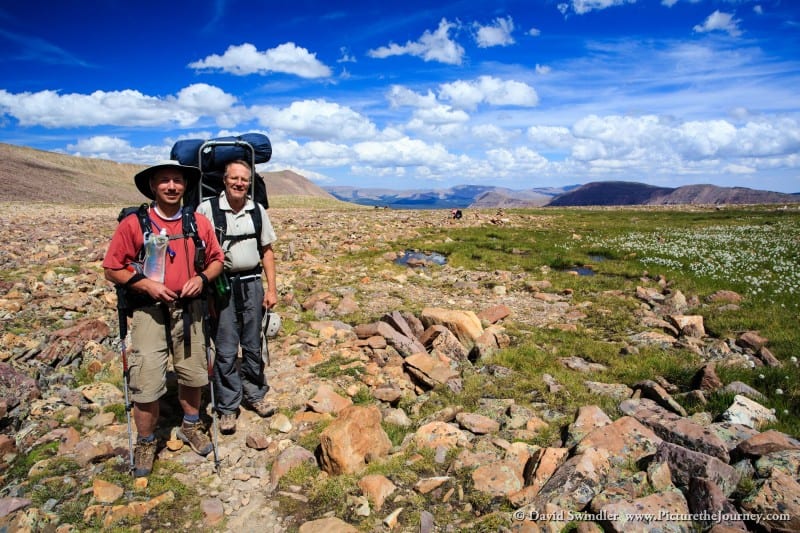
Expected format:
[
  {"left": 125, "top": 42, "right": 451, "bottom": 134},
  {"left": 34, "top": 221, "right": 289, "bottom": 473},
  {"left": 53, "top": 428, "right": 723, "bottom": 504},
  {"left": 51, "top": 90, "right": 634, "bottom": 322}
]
[
  {"left": 562, "top": 266, "right": 596, "bottom": 276},
  {"left": 395, "top": 250, "right": 447, "bottom": 268}
]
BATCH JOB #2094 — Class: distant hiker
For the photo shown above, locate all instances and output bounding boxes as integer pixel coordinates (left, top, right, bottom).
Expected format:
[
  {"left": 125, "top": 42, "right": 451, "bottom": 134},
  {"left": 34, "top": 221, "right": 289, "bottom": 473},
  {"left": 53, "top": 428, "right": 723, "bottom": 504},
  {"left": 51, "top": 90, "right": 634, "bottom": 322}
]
[
  {"left": 103, "top": 161, "right": 224, "bottom": 477},
  {"left": 197, "top": 159, "right": 279, "bottom": 434}
]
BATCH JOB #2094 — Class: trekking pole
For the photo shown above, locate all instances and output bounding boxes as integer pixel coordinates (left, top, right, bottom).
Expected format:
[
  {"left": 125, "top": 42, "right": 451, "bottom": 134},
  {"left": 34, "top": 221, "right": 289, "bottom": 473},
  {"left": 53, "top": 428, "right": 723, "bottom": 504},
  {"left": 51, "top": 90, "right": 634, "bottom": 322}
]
[
  {"left": 261, "top": 306, "right": 271, "bottom": 367},
  {"left": 116, "top": 287, "right": 135, "bottom": 474},
  {"left": 201, "top": 297, "right": 221, "bottom": 473}
]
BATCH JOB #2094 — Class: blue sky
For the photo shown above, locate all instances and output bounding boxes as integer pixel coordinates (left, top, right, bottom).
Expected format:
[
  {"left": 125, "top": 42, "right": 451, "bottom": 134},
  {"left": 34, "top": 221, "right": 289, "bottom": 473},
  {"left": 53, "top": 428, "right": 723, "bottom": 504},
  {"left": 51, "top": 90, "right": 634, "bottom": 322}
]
[{"left": 1, "top": 0, "right": 799, "bottom": 193}]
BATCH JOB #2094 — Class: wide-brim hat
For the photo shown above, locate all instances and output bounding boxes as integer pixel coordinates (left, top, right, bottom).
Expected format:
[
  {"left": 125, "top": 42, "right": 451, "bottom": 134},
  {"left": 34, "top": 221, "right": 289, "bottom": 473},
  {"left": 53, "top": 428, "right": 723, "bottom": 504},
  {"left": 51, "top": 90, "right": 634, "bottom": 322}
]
[{"left": 134, "top": 160, "right": 201, "bottom": 200}]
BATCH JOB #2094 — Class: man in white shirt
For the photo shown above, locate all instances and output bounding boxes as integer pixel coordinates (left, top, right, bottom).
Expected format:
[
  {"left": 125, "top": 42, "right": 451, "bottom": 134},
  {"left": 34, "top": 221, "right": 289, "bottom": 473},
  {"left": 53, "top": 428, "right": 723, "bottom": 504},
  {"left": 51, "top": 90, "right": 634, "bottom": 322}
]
[{"left": 197, "top": 159, "right": 278, "bottom": 433}]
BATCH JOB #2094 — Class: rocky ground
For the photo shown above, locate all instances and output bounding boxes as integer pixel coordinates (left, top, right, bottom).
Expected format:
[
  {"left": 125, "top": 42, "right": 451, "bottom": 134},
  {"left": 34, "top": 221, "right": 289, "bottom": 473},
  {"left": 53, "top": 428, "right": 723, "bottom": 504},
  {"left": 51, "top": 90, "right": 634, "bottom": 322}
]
[{"left": 0, "top": 204, "right": 798, "bottom": 532}]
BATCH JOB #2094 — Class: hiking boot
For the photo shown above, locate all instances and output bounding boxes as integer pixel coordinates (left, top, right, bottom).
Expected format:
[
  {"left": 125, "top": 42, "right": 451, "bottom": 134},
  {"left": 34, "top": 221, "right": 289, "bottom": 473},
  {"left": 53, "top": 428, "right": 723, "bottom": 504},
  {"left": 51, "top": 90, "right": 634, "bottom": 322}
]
[
  {"left": 249, "top": 397, "right": 277, "bottom": 418},
  {"left": 219, "top": 413, "right": 237, "bottom": 434},
  {"left": 176, "top": 420, "right": 213, "bottom": 456},
  {"left": 133, "top": 438, "right": 157, "bottom": 477}
]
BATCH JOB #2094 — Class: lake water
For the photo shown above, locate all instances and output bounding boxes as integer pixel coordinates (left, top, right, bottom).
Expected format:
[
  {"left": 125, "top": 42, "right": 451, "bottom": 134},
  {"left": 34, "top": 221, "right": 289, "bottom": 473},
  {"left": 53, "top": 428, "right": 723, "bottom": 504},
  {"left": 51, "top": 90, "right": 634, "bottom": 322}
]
[{"left": 395, "top": 250, "right": 447, "bottom": 267}]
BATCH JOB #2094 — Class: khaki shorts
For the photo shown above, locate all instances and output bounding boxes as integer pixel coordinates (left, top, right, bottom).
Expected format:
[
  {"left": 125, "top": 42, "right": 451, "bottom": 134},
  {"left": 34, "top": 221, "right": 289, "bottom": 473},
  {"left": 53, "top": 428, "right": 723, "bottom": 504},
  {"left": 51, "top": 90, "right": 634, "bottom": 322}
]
[{"left": 128, "top": 299, "right": 209, "bottom": 403}]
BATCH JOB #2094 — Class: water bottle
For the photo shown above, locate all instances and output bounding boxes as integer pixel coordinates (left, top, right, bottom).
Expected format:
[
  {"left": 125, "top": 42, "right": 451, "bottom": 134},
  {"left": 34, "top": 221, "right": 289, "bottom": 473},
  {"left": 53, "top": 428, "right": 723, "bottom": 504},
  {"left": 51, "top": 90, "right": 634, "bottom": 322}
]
[
  {"left": 214, "top": 271, "right": 231, "bottom": 298},
  {"left": 142, "top": 229, "right": 169, "bottom": 283}
]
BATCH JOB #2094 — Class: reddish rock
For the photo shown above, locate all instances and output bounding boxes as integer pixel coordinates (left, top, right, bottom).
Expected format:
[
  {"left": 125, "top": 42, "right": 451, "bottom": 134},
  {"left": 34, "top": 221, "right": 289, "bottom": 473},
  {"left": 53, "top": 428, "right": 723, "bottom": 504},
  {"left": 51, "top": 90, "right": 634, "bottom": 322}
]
[
  {"left": 358, "top": 474, "right": 396, "bottom": 510},
  {"left": 477, "top": 304, "right": 511, "bottom": 324},
  {"left": 319, "top": 405, "right": 391, "bottom": 475}
]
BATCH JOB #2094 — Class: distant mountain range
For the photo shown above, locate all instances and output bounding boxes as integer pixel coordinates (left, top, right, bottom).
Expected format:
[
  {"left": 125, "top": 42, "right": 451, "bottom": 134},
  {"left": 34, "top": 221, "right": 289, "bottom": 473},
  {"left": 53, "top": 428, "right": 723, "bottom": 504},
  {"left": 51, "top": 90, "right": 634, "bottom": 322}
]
[
  {"left": 326, "top": 182, "right": 799, "bottom": 208},
  {"left": 324, "top": 184, "right": 579, "bottom": 209},
  {"left": 548, "top": 181, "right": 799, "bottom": 206},
  {"left": 3, "top": 142, "right": 797, "bottom": 208}
]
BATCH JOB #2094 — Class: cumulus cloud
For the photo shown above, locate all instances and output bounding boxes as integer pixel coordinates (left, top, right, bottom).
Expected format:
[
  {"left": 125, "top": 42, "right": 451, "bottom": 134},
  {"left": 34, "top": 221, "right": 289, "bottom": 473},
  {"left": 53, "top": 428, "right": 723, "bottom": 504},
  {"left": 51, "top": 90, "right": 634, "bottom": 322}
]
[
  {"left": 65, "top": 135, "right": 168, "bottom": 163},
  {"left": 527, "top": 125, "right": 575, "bottom": 149},
  {"left": 353, "top": 137, "right": 454, "bottom": 167},
  {"left": 189, "top": 42, "right": 332, "bottom": 78},
  {"left": 562, "top": 115, "right": 800, "bottom": 175},
  {"left": 367, "top": 18, "right": 465, "bottom": 65},
  {"left": 693, "top": 11, "right": 742, "bottom": 37},
  {"left": 411, "top": 105, "right": 470, "bottom": 125},
  {"left": 67, "top": 135, "right": 131, "bottom": 153},
  {"left": 559, "top": 0, "right": 636, "bottom": 16},
  {"left": 471, "top": 124, "right": 519, "bottom": 145},
  {"left": 0, "top": 83, "right": 237, "bottom": 128},
  {"left": 251, "top": 99, "right": 378, "bottom": 141},
  {"left": 474, "top": 16, "right": 515, "bottom": 48},
  {"left": 387, "top": 86, "right": 438, "bottom": 109},
  {"left": 528, "top": 27, "right": 541, "bottom": 37},
  {"left": 438, "top": 76, "right": 539, "bottom": 110}
]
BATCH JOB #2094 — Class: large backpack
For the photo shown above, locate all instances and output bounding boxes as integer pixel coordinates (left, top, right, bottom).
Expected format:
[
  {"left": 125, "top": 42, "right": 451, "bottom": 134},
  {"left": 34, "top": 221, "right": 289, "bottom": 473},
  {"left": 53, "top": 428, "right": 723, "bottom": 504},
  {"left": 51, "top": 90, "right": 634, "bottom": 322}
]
[
  {"left": 115, "top": 203, "right": 206, "bottom": 316},
  {"left": 172, "top": 133, "right": 271, "bottom": 213},
  {"left": 183, "top": 169, "right": 269, "bottom": 213}
]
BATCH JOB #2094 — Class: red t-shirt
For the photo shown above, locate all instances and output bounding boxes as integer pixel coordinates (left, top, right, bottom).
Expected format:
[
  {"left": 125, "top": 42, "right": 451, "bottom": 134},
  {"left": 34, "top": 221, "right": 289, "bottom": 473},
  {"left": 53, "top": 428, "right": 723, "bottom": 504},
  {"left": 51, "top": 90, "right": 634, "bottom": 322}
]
[{"left": 103, "top": 207, "right": 223, "bottom": 293}]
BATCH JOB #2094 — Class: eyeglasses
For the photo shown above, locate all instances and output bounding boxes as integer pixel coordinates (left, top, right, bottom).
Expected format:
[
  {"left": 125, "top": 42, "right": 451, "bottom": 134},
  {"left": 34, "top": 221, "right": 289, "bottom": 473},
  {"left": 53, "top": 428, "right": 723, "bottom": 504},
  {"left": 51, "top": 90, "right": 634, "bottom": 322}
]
[{"left": 226, "top": 176, "right": 251, "bottom": 184}]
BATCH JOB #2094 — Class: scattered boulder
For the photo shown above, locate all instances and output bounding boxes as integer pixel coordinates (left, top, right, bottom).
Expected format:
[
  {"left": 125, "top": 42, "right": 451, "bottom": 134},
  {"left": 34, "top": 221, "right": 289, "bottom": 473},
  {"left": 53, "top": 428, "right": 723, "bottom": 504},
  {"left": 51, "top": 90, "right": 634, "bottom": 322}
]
[{"left": 318, "top": 405, "right": 391, "bottom": 475}]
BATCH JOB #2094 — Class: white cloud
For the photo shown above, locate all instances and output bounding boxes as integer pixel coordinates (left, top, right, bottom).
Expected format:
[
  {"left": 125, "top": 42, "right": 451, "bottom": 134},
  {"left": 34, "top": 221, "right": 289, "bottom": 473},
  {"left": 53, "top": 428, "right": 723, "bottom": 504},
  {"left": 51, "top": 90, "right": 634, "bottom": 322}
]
[
  {"left": 438, "top": 76, "right": 539, "bottom": 110},
  {"left": 367, "top": 18, "right": 465, "bottom": 65},
  {"left": 189, "top": 42, "right": 332, "bottom": 78},
  {"left": 67, "top": 135, "right": 130, "bottom": 153},
  {"left": 337, "top": 46, "right": 356, "bottom": 63},
  {"left": 474, "top": 16, "right": 515, "bottom": 48},
  {"left": 560, "top": 0, "right": 636, "bottom": 16},
  {"left": 535, "top": 64, "right": 551, "bottom": 75},
  {"left": 64, "top": 135, "right": 169, "bottom": 163},
  {"left": 411, "top": 105, "right": 469, "bottom": 125},
  {"left": 176, "top": 84, "right": 238, "bottom": 113},
  {"left": 527, "top": 125, "right": 575, "bottom": 149},
  {"left": 278, "top": 139, "right": 353, "bottom": 167},
  {"left": 528, "top": 27, "right": 541, "bottom": 37},
  {"left": 724, "top": 163, "right": 756, "bottom": 174},
  {"left": 487, "top": 147, "right": 548, "bottom": 172},
  {"left": 661, "top": 0, "right": 704, "bottom": 6},
  {"left": 387, "top": 86, "right": 438, "bottom": 109},
  {"left": 693, "top": 11, "right": 742, "bottom": 37},
  {"left": 471, "top": 124, "right": 519, "bottom": 145},
  {"left": 0, "top": 84, "right": 238, "bottom": 128},
  {"left": 555, "top": 114, "right": 800, "bottom": 179},
  {"left": 353, "top": 137, "right": 454, "bottom": 167},
  {"left": 251, "top": 99, "right": 378, "bottom": 141}
]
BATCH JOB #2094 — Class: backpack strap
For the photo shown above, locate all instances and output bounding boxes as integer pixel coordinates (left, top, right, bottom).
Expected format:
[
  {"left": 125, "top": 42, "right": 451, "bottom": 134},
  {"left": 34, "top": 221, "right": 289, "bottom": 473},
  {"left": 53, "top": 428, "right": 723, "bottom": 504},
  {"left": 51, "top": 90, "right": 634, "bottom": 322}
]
[
  {"left": 209, "top": 197, "right": 264, "bottom": 258},
  {"left": 181, "top": 206, "right": 206, "bottom": 274},
  {"left": 117, "top": 203, "right": 152, "bottom": 263},
  {"left": 209, "top": 196, "right": 227, "bottom": 245},
  {"left": 114, "top": 204, "right": 206, "bottom": 316},
  {"left": 251, "top": 203, "right": 263, "bottom": 258}
]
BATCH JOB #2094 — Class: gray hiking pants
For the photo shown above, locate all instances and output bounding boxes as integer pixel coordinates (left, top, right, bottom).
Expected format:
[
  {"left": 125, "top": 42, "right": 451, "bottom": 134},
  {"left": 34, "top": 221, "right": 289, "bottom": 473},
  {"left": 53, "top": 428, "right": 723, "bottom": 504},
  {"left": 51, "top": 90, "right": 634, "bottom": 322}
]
[{"left": 213, "top": 275, "right": 268, "bottom": 415}]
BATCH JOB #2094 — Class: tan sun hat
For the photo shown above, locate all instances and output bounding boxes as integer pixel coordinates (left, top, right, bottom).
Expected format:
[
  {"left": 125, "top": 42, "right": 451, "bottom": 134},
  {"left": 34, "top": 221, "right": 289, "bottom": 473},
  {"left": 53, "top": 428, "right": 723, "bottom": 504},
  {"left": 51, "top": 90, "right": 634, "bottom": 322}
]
[{"left": 134, "top": 160, "right": 200, "bottom": 200}]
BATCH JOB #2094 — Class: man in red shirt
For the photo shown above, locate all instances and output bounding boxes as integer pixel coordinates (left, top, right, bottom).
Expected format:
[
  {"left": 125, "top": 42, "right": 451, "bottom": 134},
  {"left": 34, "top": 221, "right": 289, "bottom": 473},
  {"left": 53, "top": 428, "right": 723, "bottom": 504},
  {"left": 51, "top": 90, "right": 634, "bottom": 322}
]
[{"left": 104, "top": 161, "right": 223, "bottom": 477}]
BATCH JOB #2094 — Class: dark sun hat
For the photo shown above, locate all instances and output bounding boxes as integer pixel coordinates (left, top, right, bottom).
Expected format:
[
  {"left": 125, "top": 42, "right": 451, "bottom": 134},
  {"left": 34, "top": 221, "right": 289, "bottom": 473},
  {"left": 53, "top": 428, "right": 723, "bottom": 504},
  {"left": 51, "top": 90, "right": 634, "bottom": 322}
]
[{"left": 134, "top": 160, "right": 201, "bottom": 200}]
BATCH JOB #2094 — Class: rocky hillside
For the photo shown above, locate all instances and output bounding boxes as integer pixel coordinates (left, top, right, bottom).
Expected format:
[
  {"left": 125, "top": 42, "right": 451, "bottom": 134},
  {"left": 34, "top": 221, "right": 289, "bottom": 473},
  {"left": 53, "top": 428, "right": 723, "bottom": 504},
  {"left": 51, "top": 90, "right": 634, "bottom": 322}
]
[
  {"left": 0, "top": 143, "right": 334, "bottom": 205},
  {"left": 1, "top": 203, "right": 798, "bottom": 532},
  {"left": 549, "top": 181, "right": 799, "bottom": 206}
]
